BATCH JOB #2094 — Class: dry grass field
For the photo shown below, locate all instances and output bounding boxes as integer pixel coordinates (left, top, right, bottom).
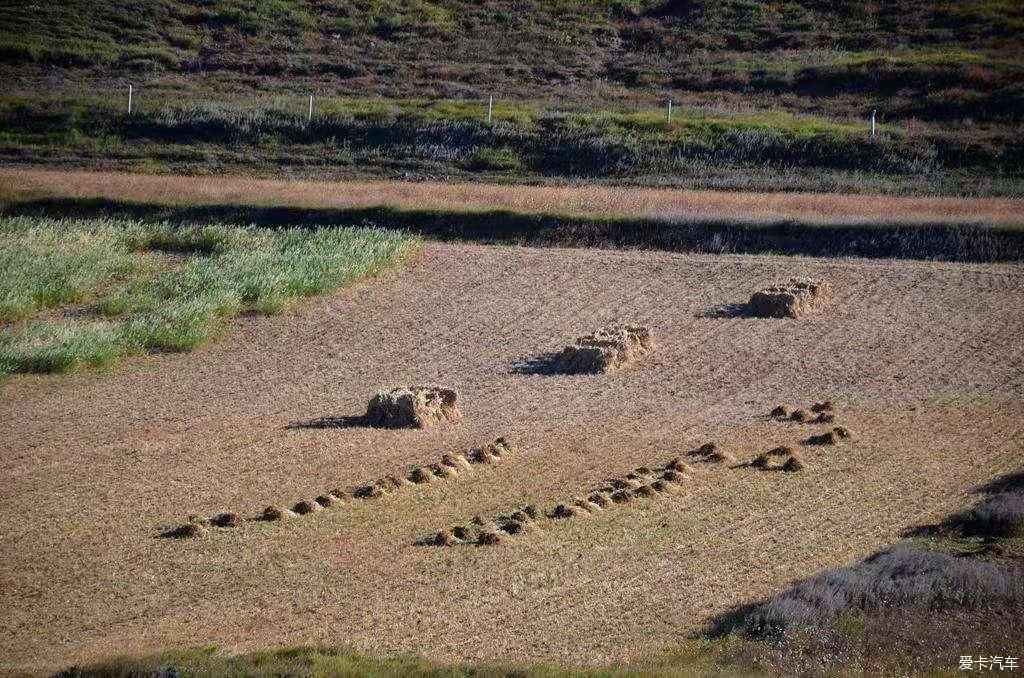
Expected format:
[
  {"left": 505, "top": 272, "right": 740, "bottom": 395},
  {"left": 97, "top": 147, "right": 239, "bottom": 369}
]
[
  {"left": 2, "top": 241, "right": 1022, "bottom": 674},
  {"left": 5, "top": 168, "right": 1024, "bottom": 226}
]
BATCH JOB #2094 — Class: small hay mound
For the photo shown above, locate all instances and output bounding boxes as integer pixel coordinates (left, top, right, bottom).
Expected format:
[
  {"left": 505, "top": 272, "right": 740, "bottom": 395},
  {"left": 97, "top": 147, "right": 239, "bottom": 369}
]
[
  {"left": 262, "top": 505, "right": 292, "bottom": 521},
  {"left": 610, "top": 490, "right": 633, "bottom": 504},
  {"left": 634, "top": 484, "right": 657, "bottom": 498},
  {"left": 477, "top": 530, "right": 503, "bottom": 546},
  {"left": 814, "top": 413, "right": 836, "bottom": 424},
  {"left": 790, "top": 409, "right": 810, "bottom": 423},
  {"left": 174, "top": 522, "right": 208, "bottom": 539},
  {"left": 651, "top": 480, "right": 676, "bottom": 494},
  {"left": 748, "top": 277, "right": 833, "bottom": 319},
  {"left": 770, "top": 405, "right": 789, "bottom": 418},
  {"left": 293, "top": 499, "right": 322, "bottom": 515},
  {"left": 661, "top": 469, "right": 685, "bottom": 483},
  {"left": 551, "top": 324, "right": 654, "bottom": 374},
  {"left": 522, "top": 504, "right": 540, "bottom": 519},
  {"left": 433, "top": 530, "right": 457, "bottom": 546},
  {"left": 782, "top": 454, "right": 805, "bottom": 472},
  {"left": 707, "top": 450, "right": 736, "bottom": 465},
  {"left": 432, "top": 463, "right": 457, "bottom": 479},
  {"left": 589, "top": 492, "right": 612, "bottom": 507},
  {"left": 696, "top": 442, "right": 718, "bottom": 456},
  {"left": 408, "top": 466, "right": 436, "bottom": 484},
  {"left": 551, "top": 504, "right": 580, "bottom": 519},
  {"left": 666, "top": 457, "right": 690, "bottom": 473},
  {"left": 364, "top": 386, "right": 461, "bottom": 429},
  {"left": 811, "top": 401, "right": 834, "bottom": 413},
  {"left": 750, "top": 453, "right": 772, "bottom": 469},
  {"left": 510, "top": 510, "right": 533, "bottom": 523},
  {"left": 315, "top": 495, "right": 339, "bottom": 508},
  {"left": 329, "top": 489, "right": 351, "bottom": 502},
  {"left": 452, "top": 525, "right": 471, "bottom": 541},
  {"left": 211, "top": 512, "right": 243, "bottom": 527},
  {"left": 469, "top": 438, "right": 511, "bottom": 464},
  {"left": 833, "top": 426, "right": 852, "bottom": 439},
  {"left": 767, "top": 446, "right": 793, "bottom": 457},
  {"left": 500, "top": 519, "right": 528, "bottom": 535},
  {"left": 353, "top": 484, "right": 385, "bottom": 499},
  {"left": 187, "top": 514, "right": 210, "bottom": 526},
  {"left": 574, "top": 496, "right": 601, "bottom": 512},
  {"left": 441, "top": 453, "right": 470, "bottom": 470}
]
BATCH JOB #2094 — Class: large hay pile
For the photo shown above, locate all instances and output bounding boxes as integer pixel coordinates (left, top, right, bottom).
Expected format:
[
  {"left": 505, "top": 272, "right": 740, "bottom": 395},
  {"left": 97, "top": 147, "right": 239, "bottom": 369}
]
[
  {"left": 749, "top": 278, "right": 832, "bottom": 319},
  {"left": 552, "top": 324, "right": 654, "bottom": 374},
  {"left": 364, "top": 386, "right": 461, "bottom": 429}
]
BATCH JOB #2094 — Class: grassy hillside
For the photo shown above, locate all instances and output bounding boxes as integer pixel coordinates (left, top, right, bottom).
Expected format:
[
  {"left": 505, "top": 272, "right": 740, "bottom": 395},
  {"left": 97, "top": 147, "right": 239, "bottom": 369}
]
[{"left": 1, "top": 1, "right": 1022, "bottom": 192}]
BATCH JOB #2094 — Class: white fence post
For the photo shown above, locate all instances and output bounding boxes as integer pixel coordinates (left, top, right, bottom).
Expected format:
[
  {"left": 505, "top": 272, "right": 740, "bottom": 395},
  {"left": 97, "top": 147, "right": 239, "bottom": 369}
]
[
  {"left": 871, "top": 109, "right": 876, "bottom": 137},
  {"left": 308, "top": 94, "right": 314, "bottom": 123},
  {"left": 667, "top": 99, "right": 672, "bottom": 123},
  {"left": 487, "top": 95, "right": 493, "bottom": 124},
  {"left": 127, "top": 83, "right": 133, "bottom": 115}
]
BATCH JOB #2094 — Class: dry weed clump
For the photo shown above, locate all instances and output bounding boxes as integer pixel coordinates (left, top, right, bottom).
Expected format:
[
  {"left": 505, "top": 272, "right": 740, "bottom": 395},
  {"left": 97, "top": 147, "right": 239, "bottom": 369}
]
[
  {"left": 364, "top": 386, "right": 461, "bottom": 429},
  {"left": 552, "top": 323, "right": 654, "bottom": 374},
  {"left": 749, "top": 277, "right": 833, "bottom": 319}
]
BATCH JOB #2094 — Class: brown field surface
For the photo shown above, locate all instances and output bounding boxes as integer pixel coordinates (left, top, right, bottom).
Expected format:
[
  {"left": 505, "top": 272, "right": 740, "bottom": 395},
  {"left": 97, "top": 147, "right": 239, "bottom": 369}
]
[
  {"left": 4, "top": 167, "right": 1024, "bottom": 225},
  {"left": 2, "top": 242, "right": 1023, "bottom": 674}
]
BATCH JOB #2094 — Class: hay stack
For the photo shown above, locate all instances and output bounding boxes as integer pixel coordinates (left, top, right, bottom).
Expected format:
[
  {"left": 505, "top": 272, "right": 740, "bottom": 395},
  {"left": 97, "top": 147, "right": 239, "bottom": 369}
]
[
  {"left": 814, "top": 413, "right": 836, "bottom": 424},
  {"left": 634, "top": 484, "right": 657, "bottom": 498},
  {"left": 666, "top": 457, "right": 690, "bottom": 473},
  {"left": 432, "top": 463, "right": 458, "bottom": 479},
  {"left": 441, "top": 453, "right": 471, "bottom": 471},
  {"left": 833, "top": 426, "right": 852, "bottom": 439},
  {"left": 770, "top": 405, "right": 789, "bottom": 417},
  {"left": 552, "top": 324, "right": 654, "bottom": 374},
  {"left": 262, "top": 505, "right": 292, "bottom": 521},
  {"left": 767, "top": 446, "right": 793, "bottom": 457},
  {"left": 749, "top": 277, "right": 832, "bottom": 319},
  {"left": 293, "top": 499, "right": 322, "bottom": 515},
  {"left": 433, "top": 530, "right": 457, "bottom": 546},
  {"left": 811, "top": 401, "right": 834, "bottom": 413},
  {"left": 211, "top": 512, "right": 243, "bottom": 527},
  {"left": 610, "top": 490, "right": 633, "bottom": 504},
  {"left": 175, "top": 522, "right": 208, "bottom": 538},
  {"left": 551, "top": 504, "right": 579, "bottom": 519},
  {"left": 522, "top": 505, "right": 540, "bottom": 519},
  {"left": 589, "top": 492, "right": 612, "bottom": 507},
  {"left": 364, "top": 386, "right": 461, "bottom": 429},
  {"left": 661, "top": 469, "right": 685, "bottom": 483},
  {"left": 477, "top": 530, "right": 503, "bottom": 545},
  {"left": 790, "top": 409, "right": 810, "bottom": 423},
  {"left": 408, "top": 466, "right": 436, "bottom": 484},
  {"left": 707, "top": 450, "right": 736, "bottom": 465}
]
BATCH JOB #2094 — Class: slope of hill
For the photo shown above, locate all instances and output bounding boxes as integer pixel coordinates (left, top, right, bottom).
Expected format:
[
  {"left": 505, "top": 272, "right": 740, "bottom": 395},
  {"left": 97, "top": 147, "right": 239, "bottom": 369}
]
[{"left": 1, "top": 1, "right": 1022, "bottom": 192}]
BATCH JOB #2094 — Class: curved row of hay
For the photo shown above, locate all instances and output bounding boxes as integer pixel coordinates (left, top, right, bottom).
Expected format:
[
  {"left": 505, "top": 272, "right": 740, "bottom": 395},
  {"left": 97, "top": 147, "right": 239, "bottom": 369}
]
[
  {"left": 752, "top": 399, "right": 856, "bottom": 471},
  {"left": 166, "top": 437, "right": 515, "bottom": 539},
  {"left": 421, "top": 454, "right": 696, "bottom": 547}
]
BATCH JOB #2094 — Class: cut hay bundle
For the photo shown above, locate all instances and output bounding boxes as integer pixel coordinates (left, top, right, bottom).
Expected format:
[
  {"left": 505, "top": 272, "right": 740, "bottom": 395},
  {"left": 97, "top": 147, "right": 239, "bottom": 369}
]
[
  {"left": 551, "top": 504, "right": 580, "bottom": 518},
  {"left": 551, "top": 324, "right": 654, "bottom": 374},
  {"left": 589, "top": 492, "right": 611, "bottom": 507},
  {"left": 211, "top": 512, "right": 243, "bottom": 527},
  {"left": 696, "top": 442, "right": 718, "bottom": 456},
  {"left": 469, "top": 438, "right": 512, "bottom": 464},
  {"left": 431, "top": 463, "right": 457, "bottom": 479},
  {"left": 707, "top": 450, "right": 736, "bottom": 465},
  {"left": 811, "top": 401, "right": 834, "bottom": 413},
  {"left": 814, "top": 413, "right": 836, "bottom": 424},
  {"left": 174, "top": 522, "right": 208, "bottom": 538},
  {"left": 749, "top": 277, "right": 832, "bottom": 319},
  {"left": 782, "top": 454, "right": 804, "bottom": 472},
  {"left": 666, "top": 457, "right": 690, "bottom": 473},
  {"left": 574, "top": 496, "right": 601, "bottom": 512},
  {"left": 293, "top": 499, "right": 322, "bottom": 515},
  {"left": 329, "top": 489, "right": 352, "bottom": 502},
  {"left": 187, "top": 514, "right": 210, "bottom": 526},
  {"left": 315, "top": 494, "right": 339, "bottom": 508},
  {"left": 522, "top": 505, "right": 539, "bottom": 519},
  {"left": 477, "top": 530, "right": 503, "bottom": 545},
  {"left": 510, "top": 510, "right": 533, "bottom": 523},
  {"left": 634, "top": 484, "right": 657, "bottom": 498},
  {"left": 610, "top": 490, "right": 633, "bottom": 504},
  {"left": 770, "top": 405, "right": 789, "bottom": 417},
  {"left": 433, "top": 530, "right": 457, "bottom": 546},
  {"left": 790, "top": 409, "right": 810, "bottom": 423},
  {"left": 353, "top": 483, "right": 386, "bottom": 499},
  {"left": 408, "top": 466, "right": 436, "bottom": 484},
  {"left": 441, "top": 453, "right": 471, "bottom": 470},
  {"left": 833, "top": 426, "right": 852, "bottom": 439},
  {"left": 262, "top": 505, "right": 293, "bottom": 521},
  {"left": 499, "top": 519, "right": 528, "bottom": 535},
  {"left": 661, "top": 469, "right": 685, "bottom": 483},
  {"left": 750, "top": 453, "right": 772, "bottom": 469},
  {"left": 364, "top": 386, "right": 461, "bottom": 429},
  {"left": 651, "top": 480, "right": 677, "bottom": 494}
]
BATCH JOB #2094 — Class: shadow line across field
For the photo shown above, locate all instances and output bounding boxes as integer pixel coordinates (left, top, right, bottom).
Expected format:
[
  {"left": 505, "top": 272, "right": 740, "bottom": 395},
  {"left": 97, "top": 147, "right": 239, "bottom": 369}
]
[{"left": 7, "top": 197, "right": 1024, "bottom": 262}]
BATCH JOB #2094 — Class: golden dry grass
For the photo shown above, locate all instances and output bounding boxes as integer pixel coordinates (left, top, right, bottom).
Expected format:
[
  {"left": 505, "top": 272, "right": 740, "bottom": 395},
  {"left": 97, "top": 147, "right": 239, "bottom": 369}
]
[
  {"left": 3, "top": 168, "right": 1024, "bottom": 225},
  {"left": 1, "top": 242, "right": 1023, "bottom": 674}
]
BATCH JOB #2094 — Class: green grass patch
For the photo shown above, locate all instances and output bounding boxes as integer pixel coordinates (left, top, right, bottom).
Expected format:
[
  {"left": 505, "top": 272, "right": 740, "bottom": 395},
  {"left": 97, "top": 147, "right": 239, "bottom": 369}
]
[{"left": 0, "top": 216, "right": 417, "bottom": 378}]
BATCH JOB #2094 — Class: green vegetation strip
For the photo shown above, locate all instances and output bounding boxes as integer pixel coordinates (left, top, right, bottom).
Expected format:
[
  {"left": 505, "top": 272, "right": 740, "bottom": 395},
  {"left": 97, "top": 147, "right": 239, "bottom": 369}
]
[{"left": 0, "top": 216, "right": 417, "bottom": 377}]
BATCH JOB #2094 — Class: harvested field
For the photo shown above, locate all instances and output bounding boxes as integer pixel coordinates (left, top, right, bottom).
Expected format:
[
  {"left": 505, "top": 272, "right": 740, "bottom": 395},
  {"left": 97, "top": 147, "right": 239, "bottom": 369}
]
[{"left": 1, "top": 243, "right": 1023, "bottom": 674}]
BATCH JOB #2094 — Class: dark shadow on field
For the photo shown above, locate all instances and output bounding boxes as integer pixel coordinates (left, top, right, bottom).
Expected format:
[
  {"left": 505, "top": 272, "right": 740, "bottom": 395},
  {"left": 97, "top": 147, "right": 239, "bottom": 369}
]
[
  {"left": 510, "top": 351, "right": 566, "bottom": 375},
  {"left": 6, "top": 197, "right": 1024, "bottom": 262},
  {"left": 286, "top": 415, "right": 369, "bottom": 429},
  {"left": 695, "top": 302, "right": 758, "bottom": 318}
]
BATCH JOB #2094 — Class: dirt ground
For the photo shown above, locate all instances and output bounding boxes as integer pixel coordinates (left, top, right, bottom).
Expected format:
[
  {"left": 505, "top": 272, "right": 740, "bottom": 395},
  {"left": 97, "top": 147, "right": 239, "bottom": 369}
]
[{"left": 2, "top": 243, "right": 1023, "bottom": 674}]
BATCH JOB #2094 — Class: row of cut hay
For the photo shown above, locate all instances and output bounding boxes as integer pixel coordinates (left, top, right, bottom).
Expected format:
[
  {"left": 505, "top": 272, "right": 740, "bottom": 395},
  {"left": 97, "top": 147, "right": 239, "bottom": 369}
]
[
  {"left": 423, "top": 454, "right": 694, "bottom": 547},
  {"left": 167, "top": 437, "right": 514, "bottom": 539}
]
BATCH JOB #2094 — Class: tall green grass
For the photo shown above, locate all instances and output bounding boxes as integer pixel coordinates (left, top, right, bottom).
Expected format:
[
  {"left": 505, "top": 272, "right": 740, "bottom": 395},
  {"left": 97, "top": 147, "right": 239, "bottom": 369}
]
[{"left": 0, "top": 216, "right": 417, "bottom": 377}]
